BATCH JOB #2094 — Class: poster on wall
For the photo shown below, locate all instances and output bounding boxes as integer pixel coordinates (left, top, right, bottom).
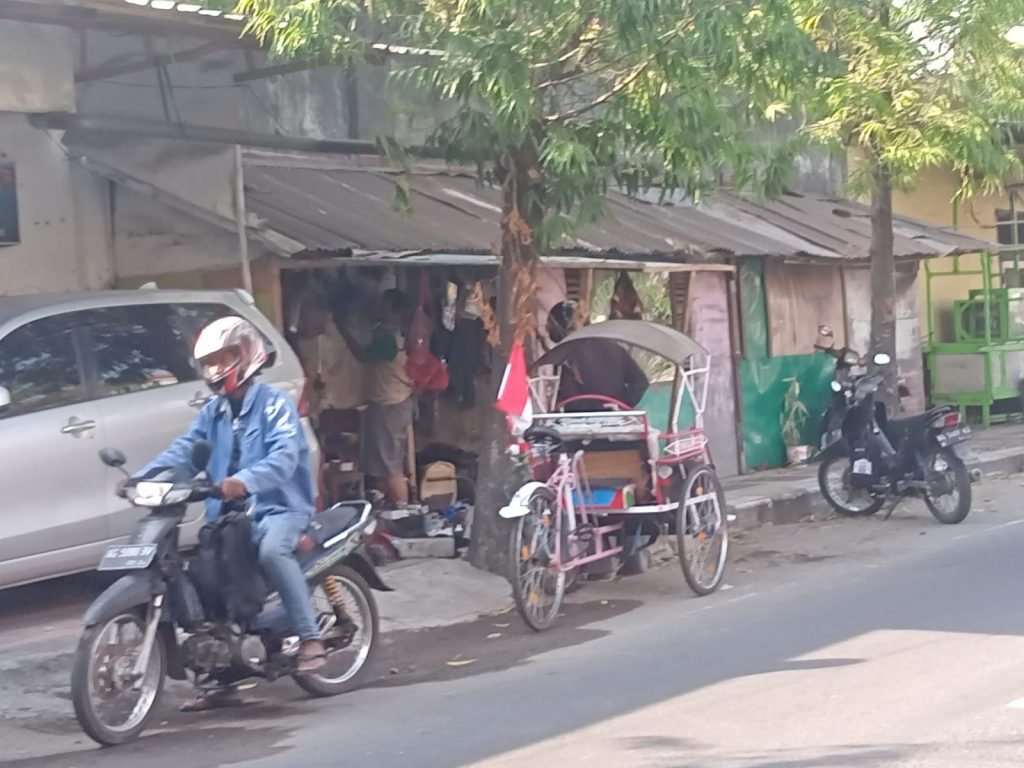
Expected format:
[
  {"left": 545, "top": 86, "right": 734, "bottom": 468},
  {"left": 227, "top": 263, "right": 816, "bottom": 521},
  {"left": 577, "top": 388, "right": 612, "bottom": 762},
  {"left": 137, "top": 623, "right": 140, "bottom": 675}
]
[{"left": 0, "top": 163, "right": 18, "bottom": 245}]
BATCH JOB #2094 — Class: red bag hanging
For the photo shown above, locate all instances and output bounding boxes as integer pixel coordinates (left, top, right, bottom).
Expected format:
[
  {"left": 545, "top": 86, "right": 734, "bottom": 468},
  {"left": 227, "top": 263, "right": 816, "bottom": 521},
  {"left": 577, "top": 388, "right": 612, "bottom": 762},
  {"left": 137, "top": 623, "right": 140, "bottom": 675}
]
[{"left": 406, "top": 271, "right": 449, "bottom": 396}]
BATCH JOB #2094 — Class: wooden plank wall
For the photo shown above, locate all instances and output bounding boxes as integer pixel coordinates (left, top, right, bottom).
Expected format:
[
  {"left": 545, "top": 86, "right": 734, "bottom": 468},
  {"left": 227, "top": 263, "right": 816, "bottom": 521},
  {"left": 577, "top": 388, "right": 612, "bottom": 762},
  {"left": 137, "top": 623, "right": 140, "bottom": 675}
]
[{"left": 764, "top": 261, "right": 846, "bottom": 357}]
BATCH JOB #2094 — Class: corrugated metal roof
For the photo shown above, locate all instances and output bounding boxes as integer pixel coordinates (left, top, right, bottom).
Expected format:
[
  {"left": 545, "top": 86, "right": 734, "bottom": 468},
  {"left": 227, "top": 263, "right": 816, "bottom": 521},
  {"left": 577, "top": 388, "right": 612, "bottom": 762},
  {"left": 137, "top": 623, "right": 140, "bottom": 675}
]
[{"left": 243, "top": 158, "right": 996, "bottom": 262}]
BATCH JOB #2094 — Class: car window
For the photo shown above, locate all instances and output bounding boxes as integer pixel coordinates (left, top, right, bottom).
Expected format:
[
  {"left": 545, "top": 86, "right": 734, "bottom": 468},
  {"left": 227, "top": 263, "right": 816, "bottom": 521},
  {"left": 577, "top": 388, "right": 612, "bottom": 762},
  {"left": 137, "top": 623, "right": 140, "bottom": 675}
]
[
  {"left": 78, "top": 306, "right": 198, "bottom": 397},
  {"left": 0, "top": 316, "right": 85, "bottom": 417},
  {"left": 175, "top": 303, "right": 278, "bottom": 366}
]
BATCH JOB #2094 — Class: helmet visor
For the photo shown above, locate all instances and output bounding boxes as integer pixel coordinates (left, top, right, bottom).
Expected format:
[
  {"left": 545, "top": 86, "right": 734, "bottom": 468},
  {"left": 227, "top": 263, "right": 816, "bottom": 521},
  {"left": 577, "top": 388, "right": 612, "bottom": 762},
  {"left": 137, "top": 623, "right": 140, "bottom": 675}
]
[{"left": 198, "top": 347, "right": 242, "bottom": 384}]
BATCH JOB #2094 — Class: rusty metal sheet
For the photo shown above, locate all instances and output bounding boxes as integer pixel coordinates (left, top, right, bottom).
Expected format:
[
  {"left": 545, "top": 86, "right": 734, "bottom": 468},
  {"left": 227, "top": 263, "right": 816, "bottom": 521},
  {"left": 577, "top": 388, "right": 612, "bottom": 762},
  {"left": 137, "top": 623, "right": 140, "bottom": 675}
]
[{"left": 242, "top": 160, "right": 995, "bottom": 262}]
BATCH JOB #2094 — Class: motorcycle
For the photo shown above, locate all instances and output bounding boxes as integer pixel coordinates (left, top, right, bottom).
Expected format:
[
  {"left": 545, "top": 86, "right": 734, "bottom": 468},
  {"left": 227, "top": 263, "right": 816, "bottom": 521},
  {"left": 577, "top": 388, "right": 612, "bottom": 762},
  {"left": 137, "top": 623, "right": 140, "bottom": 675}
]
[
  {"left": 815, "top": 325, "right": 913, "bottom": 454},
  {"left": 816, "top": 352, "right": 973, "bottom": 524},
  {"left": 71, "top": 441, "right": 388, "bottom": 746}
]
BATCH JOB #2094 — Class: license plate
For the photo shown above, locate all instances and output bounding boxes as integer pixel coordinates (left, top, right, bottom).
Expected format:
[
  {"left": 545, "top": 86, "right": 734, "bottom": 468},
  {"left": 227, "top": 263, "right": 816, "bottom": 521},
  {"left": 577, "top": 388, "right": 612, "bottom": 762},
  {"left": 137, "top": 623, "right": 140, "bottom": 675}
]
[
  {"left": 937, "top": 425, "right": 971, "bottom": 446},
  {"left": 853, "top": 458, "right": 873, "bottom": 475},
  {"left": 98, "top": 543, "right": 158, "bottom": 571}
]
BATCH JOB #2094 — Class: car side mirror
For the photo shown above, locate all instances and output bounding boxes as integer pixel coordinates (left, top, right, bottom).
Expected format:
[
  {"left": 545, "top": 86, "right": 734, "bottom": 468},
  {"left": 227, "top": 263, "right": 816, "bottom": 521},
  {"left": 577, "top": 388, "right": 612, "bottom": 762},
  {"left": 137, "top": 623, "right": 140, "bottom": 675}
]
[
  {"left": 0, "top": 386, "right": 9, "bottom": 411},
  {"left": 99, "top": 448, "right": 127, "bottom": 468}
]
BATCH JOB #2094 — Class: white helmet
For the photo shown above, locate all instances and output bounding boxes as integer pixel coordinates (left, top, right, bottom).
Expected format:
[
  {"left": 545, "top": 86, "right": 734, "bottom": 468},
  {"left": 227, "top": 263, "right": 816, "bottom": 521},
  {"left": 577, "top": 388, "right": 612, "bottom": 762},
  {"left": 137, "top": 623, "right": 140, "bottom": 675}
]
[{"left": 193, "top": 316, "right": 268, "bottom": 395}]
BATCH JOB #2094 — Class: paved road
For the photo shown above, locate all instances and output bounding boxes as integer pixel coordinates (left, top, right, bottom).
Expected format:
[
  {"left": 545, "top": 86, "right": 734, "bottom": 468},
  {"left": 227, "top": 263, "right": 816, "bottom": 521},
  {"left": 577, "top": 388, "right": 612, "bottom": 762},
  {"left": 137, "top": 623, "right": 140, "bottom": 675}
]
[{"left": 4, "top": 479, "right": 1024, "bottom": 767}]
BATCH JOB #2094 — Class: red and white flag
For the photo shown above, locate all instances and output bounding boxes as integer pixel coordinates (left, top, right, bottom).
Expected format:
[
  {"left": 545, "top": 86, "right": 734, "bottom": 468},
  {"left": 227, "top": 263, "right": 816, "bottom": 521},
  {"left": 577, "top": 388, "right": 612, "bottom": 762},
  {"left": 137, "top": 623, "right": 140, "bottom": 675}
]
[{"left": 495, "top": 340, "right": 533, "bottom": 432}]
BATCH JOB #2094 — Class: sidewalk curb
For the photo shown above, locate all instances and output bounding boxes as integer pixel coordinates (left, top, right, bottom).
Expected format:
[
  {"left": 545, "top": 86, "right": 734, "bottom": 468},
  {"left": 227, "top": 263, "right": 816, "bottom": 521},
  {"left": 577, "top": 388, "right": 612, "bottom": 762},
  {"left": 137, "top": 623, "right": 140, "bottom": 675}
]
[{"left": 726, "top": 449, "right": 1024, "bottom": 529}]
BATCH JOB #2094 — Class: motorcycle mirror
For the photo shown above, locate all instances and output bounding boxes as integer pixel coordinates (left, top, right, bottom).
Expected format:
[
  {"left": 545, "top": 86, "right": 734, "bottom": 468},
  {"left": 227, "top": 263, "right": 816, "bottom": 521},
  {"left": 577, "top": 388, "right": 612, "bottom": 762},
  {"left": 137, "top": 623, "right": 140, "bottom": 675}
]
[
  {"left": 0, "top": 385, "right": 10, "bottom": 410},
  {"left": 99, "top": 448, "right": 127, "bottom": 468},
  {"left": 830, "top": 381, "right": 843, "bottom": 393},
  {"left": 192, "top": 440, "right": 213, "bottom": 472},
  {"left": 873, "top": 352, "right": 892, "bottom": 366},
  {"left": 818, "top": 325, "right": 834, "bottom": 338}
]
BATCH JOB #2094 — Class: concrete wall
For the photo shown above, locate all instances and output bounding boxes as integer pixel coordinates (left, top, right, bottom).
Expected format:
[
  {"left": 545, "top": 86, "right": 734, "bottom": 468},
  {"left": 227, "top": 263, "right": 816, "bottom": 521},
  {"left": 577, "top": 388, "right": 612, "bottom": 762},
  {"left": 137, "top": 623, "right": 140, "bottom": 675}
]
[
  {"left": 0, "top": 113, "right": 112, "bottom": 294},
  {"left": 0, "top": 22, "right": 74, "bottom": 113},
  {"left": 112, "top": 191, "right": 244, "bottom": 279},
  {"left": 74, "top": 34, "right": 434, "bottom": 145},
  {"left": 0, "top": 20, "right": 115, "bottom": 295},
  {"left": 891, "top": 165, "right": 1004, "bottom": 343}
]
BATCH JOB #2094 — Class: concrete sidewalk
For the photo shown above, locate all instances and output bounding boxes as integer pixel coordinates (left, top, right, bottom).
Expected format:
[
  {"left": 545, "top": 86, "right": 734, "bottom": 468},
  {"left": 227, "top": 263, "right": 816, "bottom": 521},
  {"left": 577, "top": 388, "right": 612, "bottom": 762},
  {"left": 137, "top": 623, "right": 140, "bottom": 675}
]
[{"left": 722, "top": 421, "right": 1024, "bottom": 528}]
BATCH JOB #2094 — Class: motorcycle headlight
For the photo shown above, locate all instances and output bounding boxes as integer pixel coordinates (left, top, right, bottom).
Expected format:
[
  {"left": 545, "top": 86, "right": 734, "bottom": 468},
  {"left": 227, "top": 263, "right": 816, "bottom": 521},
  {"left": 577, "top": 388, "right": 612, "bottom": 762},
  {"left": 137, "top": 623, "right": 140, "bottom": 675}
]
[{"left": 134, "top": 482, "right": 173, "bottom": 507}]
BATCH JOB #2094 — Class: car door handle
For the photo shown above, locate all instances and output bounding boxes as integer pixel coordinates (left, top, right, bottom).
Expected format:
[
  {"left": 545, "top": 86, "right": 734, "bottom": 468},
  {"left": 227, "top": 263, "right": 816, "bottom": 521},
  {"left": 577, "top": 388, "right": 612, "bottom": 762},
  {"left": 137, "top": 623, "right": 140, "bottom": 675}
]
[
  {"left": 189, "top": 393, "right": 212, "bottom": 409},
  {"left": 61, "top": 418, "right": 96, "bottom": 436}
]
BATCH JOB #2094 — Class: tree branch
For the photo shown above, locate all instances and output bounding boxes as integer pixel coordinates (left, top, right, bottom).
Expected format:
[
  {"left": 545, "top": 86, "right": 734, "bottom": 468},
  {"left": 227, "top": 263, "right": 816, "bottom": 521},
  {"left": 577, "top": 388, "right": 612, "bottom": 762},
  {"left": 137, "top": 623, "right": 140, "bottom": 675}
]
[
  {"left": 535, "top": 51, "right": 633, "bottom": 91},
  {"left": 544, "top": 58, "right": 654, "bottom": 122}
]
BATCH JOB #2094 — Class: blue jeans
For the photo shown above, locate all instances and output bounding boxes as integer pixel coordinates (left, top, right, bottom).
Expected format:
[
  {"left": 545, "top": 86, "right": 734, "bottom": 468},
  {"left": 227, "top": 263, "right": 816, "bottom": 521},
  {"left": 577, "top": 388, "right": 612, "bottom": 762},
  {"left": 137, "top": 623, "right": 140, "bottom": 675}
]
[{"left": 254, "top": 512, "right": 320, "bottom": 641}]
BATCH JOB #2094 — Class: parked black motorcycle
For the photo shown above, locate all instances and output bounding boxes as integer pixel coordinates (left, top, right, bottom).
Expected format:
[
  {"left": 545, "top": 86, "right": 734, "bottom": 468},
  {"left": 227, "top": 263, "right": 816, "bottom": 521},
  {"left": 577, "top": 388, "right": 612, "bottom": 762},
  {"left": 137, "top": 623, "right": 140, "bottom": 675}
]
[
  {"left": 816, "top": 352, "right": 973, "bottom": 523},
  {"left": 71, "top": 441, "right": 387, "bottom": 746},
  {"left": 815, "top": 326, "right": 914, "bottom": 454}
]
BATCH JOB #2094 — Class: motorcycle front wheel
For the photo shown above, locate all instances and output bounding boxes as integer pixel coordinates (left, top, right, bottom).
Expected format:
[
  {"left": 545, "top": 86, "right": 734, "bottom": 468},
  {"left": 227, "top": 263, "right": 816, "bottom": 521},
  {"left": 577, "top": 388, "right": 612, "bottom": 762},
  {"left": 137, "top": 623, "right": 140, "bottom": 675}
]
[
  {"left": 818, "top": 454, "right": 884, "bottom": 517},
  {"left": 71, "top": 608, "right": 165, "bottom": 746},
  {"left": 922, "top": 447, "right": 972, "bottom": 525}
]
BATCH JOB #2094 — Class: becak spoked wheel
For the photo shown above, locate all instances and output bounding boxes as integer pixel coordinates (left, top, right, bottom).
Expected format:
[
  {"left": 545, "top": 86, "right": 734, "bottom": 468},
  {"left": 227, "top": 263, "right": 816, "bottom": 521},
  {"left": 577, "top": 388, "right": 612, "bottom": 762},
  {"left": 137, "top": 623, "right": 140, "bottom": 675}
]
[{"left": 674, "top": 464, "right": 728, "bottom": 596}]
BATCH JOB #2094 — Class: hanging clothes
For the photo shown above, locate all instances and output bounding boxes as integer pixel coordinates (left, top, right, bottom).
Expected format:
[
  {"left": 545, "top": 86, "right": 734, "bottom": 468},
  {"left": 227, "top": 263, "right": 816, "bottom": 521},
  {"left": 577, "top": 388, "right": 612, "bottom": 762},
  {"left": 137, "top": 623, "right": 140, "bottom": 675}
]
[
  {"left": 434, "top": 316, "right": 485, "bottom": 407},
  {"left": 406, "top": 271, "right": 449, "bottom": 397}
]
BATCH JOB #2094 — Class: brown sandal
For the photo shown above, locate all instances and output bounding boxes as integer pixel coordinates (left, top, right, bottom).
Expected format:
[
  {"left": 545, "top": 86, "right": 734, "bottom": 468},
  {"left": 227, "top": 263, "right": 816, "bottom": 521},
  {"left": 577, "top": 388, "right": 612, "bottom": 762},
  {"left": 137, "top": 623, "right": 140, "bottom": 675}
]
[{"left": 296, "top": 639, "right": 328, "bottom": 674}]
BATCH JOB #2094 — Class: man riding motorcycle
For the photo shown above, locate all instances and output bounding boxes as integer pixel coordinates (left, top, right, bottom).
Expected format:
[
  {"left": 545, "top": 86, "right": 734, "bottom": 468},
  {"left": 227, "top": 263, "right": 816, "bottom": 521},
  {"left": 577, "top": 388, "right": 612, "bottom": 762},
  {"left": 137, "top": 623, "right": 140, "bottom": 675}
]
[{"left": 136, "top": 316, "right": 326, "bottom": 708}]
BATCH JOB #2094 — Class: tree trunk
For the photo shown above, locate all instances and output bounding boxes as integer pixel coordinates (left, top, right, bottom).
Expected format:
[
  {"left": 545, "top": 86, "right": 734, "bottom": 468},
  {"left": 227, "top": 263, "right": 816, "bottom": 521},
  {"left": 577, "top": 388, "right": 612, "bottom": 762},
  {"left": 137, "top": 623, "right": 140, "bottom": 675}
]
[
  {"left": 467, "top": 268, "right": 516, "bottom": 575},
  {"left": 868, "top": 162, "right": 899, "bottom": 410},
  {"left": 469, "top": 146, "right": 541, "bottom": 575}
]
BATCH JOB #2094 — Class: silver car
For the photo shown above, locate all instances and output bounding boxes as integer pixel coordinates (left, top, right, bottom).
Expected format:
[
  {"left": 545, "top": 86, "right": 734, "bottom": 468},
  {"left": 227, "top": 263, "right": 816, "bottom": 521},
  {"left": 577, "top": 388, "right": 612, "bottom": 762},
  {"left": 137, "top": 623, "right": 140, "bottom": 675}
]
[{"left": 0, "top": 288, "right": 319, "bottom": 589}]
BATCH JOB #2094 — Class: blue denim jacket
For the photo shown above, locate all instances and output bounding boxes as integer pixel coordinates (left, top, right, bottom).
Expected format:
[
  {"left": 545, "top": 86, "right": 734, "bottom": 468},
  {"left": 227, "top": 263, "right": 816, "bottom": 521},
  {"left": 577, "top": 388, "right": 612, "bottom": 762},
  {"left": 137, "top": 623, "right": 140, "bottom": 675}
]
[{"left": 140, "top": 382, "right": 315, "bottom": 524}]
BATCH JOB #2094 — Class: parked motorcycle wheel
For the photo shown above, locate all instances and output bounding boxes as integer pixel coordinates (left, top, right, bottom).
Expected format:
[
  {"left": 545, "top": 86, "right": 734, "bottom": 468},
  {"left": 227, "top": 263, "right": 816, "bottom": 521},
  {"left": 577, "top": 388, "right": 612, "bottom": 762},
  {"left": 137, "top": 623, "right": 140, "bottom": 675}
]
[
  {"left": 818, "top": 454, "right": 884, "bottom": 517},
  {"left": 71, "top": 608, "right": 166, "bottom": 746},
  {"left": 294, "top": 565, "right": 380, "bottom": 697},
  {"left": 922, "top": 447, "right": 972, "bottom": 525}
]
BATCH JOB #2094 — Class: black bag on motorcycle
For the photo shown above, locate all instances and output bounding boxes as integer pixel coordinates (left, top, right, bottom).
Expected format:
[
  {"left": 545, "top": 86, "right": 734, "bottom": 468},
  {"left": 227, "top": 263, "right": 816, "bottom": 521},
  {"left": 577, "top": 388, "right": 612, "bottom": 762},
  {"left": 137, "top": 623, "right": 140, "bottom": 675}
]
[{"left": 196, "top": 511, "right": 267, "bottom": 625}]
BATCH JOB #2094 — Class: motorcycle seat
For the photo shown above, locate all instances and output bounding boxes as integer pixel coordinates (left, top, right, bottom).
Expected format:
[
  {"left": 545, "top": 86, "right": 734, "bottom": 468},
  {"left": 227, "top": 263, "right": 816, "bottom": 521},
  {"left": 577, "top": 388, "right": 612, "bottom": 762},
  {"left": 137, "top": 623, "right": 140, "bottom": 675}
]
[
  {"left": 885, "top": 406, "right": 953, "bottom": 447},
  {"left": 885, "top": 413, "right": 930, "bottom": 443},
  {"left": 296, "top": 502, "right": 367, "bottom": 553}
]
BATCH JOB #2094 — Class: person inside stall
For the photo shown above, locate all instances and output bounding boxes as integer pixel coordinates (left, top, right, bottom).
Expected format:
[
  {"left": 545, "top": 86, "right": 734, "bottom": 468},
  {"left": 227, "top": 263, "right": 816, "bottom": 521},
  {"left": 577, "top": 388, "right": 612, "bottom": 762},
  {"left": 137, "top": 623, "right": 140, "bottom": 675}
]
[
  {"left": 545, "top": 300, "right": 649, "bottom": 411},
  {"left": 337, "top": 289, "right": 414, "bottom": 505}
]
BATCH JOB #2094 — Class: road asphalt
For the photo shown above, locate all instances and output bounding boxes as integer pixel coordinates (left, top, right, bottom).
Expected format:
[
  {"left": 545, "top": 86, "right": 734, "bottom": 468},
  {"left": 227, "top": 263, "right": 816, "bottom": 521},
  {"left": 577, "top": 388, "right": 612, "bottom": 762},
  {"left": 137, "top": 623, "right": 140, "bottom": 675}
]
[{"left": 3, "top": 476, "right": 1024, "bottom": 767}]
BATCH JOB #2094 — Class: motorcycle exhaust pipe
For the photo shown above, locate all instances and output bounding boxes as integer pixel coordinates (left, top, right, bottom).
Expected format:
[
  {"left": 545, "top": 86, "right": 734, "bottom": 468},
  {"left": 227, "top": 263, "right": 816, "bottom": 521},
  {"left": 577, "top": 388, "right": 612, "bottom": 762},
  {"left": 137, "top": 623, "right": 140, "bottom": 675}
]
[{"left": 969, "top": 467, "right": 983, "bottom": 484}]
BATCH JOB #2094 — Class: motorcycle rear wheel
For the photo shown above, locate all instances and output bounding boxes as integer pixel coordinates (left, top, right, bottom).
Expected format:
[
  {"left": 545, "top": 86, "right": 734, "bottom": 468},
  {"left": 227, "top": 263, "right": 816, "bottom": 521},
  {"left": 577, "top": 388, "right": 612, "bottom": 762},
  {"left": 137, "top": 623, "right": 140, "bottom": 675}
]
[
  {"left": 922, "top": 447, "right": 972, "bottom": 525},
  {"left": 818, "top": 454, "right": 884, "bottom": 517},
  {"left": 293, "top": 565, "right": 379, "bottom": 697}
]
